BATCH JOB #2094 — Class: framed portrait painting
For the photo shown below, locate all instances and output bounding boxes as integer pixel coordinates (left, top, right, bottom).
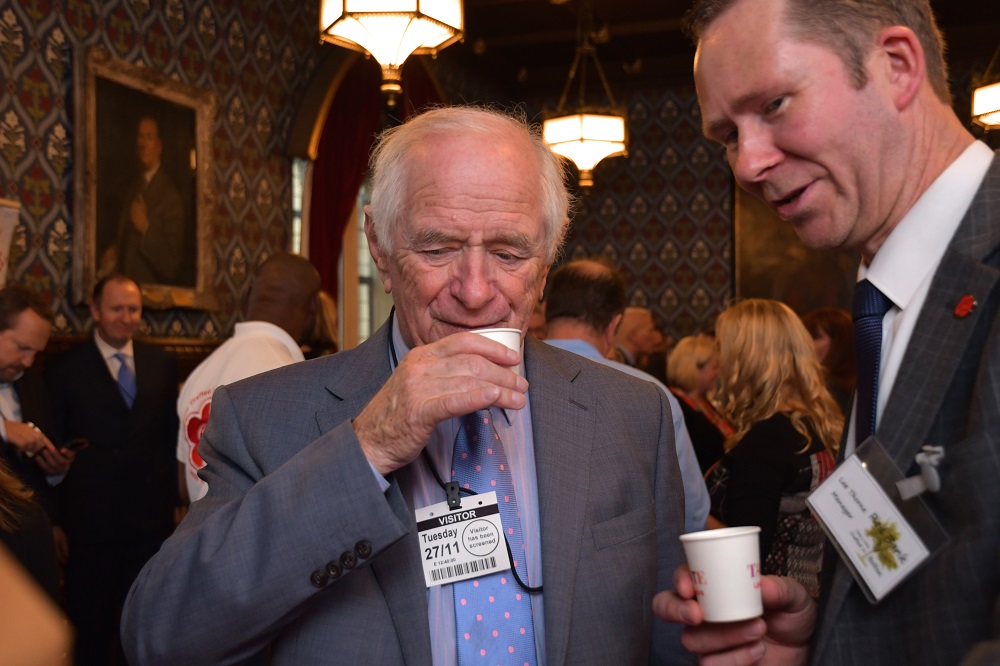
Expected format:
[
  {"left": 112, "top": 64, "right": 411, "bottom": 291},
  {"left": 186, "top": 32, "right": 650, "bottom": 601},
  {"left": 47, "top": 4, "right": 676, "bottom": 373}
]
[{"left": 73, "top": 46, "right": 217, "bottom": 309}]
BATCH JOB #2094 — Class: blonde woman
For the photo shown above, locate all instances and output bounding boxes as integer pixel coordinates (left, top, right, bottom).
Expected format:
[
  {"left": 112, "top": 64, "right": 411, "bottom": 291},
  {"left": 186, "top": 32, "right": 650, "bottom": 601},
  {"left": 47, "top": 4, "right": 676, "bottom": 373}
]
[
  {"left": 666, "top": 333, "right": 732, "bottom": 472},
  {"left": 707, "top": 299, "right": 842, "bottom": 597}
]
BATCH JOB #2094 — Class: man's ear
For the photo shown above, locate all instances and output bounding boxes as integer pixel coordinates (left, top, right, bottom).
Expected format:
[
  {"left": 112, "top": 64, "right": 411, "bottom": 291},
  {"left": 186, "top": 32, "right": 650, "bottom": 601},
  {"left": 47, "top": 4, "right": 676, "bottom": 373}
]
[
  {"left": 604, "top": 313, "right": 623, "bottom": 351},
  {"left": 364, "top": 207, "right": 393, "bottom": 295},
  {"left": 537, "top": 265, "right": 551, "bottom": 303},
  {"left": 875, "top": 25, "right": 925, "bottom": 111}
]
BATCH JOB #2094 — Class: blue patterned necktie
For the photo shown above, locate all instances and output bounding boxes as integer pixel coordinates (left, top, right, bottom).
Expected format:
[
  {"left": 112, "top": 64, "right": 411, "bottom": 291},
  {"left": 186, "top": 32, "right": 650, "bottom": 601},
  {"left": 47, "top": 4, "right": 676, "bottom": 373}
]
[
  {"left": 852, "top": 280, "right": 893, "bottom": 447},
  {"left": 451, "top": 410, "right": 537, "bottom": 665},
  {"left": 114, "top": 352, "right": 137, "bottom": 408}
]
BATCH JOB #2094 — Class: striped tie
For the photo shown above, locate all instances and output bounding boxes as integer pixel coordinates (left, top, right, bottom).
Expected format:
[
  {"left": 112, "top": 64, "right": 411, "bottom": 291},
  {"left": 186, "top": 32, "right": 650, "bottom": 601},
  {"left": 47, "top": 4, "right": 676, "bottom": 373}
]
[{"left": 852, "top": 280, "right": 893, "bottom": 447}]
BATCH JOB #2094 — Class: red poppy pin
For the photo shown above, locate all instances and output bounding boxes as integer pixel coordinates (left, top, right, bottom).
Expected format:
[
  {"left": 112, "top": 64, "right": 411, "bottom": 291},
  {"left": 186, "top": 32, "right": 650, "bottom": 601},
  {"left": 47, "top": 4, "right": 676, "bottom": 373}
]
[{"left": 953, "top": 294, "right": 976, "bottom": 318}]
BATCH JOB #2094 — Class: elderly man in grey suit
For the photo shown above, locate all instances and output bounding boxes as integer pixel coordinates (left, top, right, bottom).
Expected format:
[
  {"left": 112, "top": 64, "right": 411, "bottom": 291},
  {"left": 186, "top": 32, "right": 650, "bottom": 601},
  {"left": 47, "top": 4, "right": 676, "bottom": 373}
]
[
  {"left": 655, "top": 0, "right": 1000, "bottom": 664},
  {"left": 122, "top": 107, "right": 690, "bottom": 665}
]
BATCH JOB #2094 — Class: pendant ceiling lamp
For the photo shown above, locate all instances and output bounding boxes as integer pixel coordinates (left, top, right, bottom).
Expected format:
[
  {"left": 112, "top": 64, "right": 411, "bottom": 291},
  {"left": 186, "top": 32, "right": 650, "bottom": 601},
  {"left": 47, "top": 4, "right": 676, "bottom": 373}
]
[
  {"left": 542, "top": 3, "right": 627, "bottom": 189},
  {"left": 973, "top": 43, "right": 1000, "bottom": 128},
  {"left": 974, "top": 81, "right": 1000, "bottom": 127},
  {"left": 320, "top": 0, "right": 463, "bottom": 106}
]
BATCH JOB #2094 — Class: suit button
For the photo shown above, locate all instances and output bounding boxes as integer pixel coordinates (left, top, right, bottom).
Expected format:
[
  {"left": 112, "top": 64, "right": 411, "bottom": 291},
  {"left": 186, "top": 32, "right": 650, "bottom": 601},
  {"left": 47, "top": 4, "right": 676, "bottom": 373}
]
[
  {"left": 340, "top": 551, "right": 357, "bottom": 570},
  {"left": 355, "top": 539, "right": 372, "bottom": 559},
  {"left": 325, "top": 561, "right": 343, "bottom": 578},
  {"left": 310, "top": 570, "right": 328, "bottom": 588}
]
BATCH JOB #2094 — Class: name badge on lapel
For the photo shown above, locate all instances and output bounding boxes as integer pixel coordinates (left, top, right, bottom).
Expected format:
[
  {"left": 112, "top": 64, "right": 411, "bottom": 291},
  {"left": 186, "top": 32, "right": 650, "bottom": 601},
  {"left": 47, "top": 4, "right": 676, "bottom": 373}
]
[{"left": 807, "top": 438, "right": 949, "bottom": 603}]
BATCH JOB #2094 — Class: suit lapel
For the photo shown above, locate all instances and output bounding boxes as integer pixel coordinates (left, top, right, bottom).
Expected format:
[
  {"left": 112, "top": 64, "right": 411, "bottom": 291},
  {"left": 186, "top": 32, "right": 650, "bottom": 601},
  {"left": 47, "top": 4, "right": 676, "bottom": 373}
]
[
  {"left": 815, "top": 152, "right": 1000, "bottom": 658},
  {"left": 314, "top": 324, "right": 392, "bottom": 435},
  {"left": 526, "top": 340, "right": 595, "bottom": 665},
  {"left": 879, "top": 152, "right": 1000, "bottom": 470},
  {"left": 878, "top": 253, "right": 999, "bottom": 470},
  {"left": 85, "top": 338, "right": 126, "bottom": 407},
  {"left": 313, "top": 324, "right": 432, "bottom": 664}
]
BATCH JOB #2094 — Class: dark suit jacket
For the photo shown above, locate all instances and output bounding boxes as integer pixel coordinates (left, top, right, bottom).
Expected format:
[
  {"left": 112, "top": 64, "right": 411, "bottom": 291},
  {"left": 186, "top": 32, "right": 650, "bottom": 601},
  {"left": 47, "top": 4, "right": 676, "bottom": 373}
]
[
  {"left": 45, "top": 337, "right": 179, "bottom": 545},
  {"left": 0, "top": 367, "right": 59, "bottom": 519},
  {"left": 813, "top": 151, "right": 1000, "bottom": 665},
  {"left": 121, "top": 326, "right": 691, "bottom": 665}
]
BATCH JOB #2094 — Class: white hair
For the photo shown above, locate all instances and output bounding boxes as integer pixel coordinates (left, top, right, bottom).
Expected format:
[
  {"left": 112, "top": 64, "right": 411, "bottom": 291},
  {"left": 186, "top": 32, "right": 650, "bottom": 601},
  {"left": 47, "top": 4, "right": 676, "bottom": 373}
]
[{"left": 367, "top": 106, "right": 571, "bottom": 263}]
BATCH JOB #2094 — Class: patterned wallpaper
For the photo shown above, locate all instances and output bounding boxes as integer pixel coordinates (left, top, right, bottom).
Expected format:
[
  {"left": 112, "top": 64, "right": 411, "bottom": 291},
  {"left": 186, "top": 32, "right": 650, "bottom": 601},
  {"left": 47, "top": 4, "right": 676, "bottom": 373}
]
[
  {"left": 0, "top": 0, "right": 321, "bottom": 338},
  {"left": 0, "top": 1, "right": 992, "bottom": 346},
  {"left": 560, "top": 84, "right": 733, "bottom": 342},
  {"left": 432, "top": 53, "right": 734, "bottom": 341}
]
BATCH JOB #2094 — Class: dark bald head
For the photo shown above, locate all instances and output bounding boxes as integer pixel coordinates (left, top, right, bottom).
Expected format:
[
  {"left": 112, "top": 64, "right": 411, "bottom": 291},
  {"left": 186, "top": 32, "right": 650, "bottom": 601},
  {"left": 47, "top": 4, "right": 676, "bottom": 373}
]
[{"left": 247, "top": 253, "right": 321, "bottom": 344}]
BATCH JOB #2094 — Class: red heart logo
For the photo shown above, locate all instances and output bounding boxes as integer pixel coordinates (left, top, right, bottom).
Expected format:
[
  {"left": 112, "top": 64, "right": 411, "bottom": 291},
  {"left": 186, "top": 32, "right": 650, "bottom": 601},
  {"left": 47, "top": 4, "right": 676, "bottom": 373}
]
[{"left": 186, "top": 401, "right": 212, "bottom": 467}]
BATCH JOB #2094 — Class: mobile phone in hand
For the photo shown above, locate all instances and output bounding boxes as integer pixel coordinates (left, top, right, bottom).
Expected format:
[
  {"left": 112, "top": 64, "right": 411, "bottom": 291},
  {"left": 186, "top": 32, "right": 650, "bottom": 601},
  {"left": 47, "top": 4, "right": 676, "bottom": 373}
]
[{"left": 63, "top": 437, "right": 89, "bottom": 452}]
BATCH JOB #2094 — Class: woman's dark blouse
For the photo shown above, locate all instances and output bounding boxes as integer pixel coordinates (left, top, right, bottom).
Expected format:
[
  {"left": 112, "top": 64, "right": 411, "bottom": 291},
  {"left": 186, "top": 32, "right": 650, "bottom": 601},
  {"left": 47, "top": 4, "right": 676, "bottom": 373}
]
[
  {"left": 0, "top": 499, "right": 60, "bottom": 601},
  {"left": 706, "top": 413, "right": 835, "bottom": 596}
]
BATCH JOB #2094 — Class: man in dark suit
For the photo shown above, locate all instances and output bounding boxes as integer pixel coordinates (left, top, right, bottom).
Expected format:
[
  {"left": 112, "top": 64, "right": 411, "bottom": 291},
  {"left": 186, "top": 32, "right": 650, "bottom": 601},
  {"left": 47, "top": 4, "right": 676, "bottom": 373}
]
[
  {"left": 121, "top": 107, "right": 690, "bottom": 665},
  {"left": 47, "top": 274, "right": 179, "bottom": 665},
  {"left": 0, "top": 285, "right": 74, "bottom": 512},
  {"left": 0, "top": 284, "right": 74, "bottom": 593},
  {"left": 655, "top": 0, "right": 1000, "bottom": 664},
  {"left": 103, "top": 115, "right": 186, "bottom": 285}
]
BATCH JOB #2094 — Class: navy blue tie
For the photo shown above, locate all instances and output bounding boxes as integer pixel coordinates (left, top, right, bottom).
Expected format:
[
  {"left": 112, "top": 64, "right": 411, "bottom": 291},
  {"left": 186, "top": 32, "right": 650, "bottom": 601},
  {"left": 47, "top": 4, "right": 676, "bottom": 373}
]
[{"left": 852, "top": 280, "right": 892, "bottom": 447}]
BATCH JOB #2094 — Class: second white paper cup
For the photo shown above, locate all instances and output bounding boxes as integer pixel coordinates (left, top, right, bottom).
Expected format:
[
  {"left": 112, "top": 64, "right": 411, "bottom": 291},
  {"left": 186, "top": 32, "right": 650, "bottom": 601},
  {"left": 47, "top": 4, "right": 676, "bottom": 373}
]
[
  {"left": 680, "top": 526, "right": 763, "bottom": 623},
  {"left": 472, "top": 328, "right": 522, "bottom": 376}
]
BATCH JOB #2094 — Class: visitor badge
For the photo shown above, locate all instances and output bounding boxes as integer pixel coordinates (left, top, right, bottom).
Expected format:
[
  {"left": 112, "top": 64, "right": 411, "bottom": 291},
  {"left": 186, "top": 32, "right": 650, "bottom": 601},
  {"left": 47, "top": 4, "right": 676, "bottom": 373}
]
[
  {"left": 415, "top": 491, "right": 512, "bottom": 588},
  {"left": 808, "top": 451, "right": 930, "bottom": 602}
]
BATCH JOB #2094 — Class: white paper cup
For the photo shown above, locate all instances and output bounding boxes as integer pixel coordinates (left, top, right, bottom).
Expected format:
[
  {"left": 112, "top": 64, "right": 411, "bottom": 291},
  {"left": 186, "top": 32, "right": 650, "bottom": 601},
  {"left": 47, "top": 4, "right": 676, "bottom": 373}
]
[
  {"left": 679, "top": 526, "right": 762, "bottom": 622},
  {"left": 472, "top": 328, "right": 522, "bottom": 376}
]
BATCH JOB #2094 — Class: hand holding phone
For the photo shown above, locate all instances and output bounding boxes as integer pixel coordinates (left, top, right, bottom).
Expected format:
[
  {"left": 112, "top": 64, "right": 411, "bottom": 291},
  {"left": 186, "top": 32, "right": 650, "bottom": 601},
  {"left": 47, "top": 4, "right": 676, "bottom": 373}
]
[{"left": 63, "top": 437, "right": 89, "bottom": 453}]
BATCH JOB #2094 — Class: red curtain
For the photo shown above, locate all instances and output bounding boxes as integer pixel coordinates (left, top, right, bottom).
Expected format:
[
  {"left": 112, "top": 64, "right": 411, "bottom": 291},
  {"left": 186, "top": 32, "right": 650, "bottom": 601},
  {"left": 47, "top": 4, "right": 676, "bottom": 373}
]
[
  {"left": 308, "top": 59, "right": 382, "bottom": 296},
  {"left": 308, "top": 58, "right": 444, "bottom": 296}
]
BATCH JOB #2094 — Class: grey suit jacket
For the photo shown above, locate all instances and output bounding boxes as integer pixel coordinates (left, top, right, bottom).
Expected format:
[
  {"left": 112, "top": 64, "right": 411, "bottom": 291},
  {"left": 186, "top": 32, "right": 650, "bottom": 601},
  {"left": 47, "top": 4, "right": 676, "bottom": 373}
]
[
  {"left": 121, "top": 325, "right": 690, "bottom": 665},
  {"left": 812, "top": 151, "right": 1000, "bottom": 665}
]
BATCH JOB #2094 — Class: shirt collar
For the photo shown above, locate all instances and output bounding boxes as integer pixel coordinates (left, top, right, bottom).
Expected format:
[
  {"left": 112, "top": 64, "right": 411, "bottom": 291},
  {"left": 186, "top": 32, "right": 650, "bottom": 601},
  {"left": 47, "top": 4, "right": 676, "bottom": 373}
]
[
  {"left": 93, "top": 330, "right": 134, "bottom": 361},
  {"left": 1, "top": 370, "right": 24, "bottom": 386},
  {"left": 862, "top": 140, "right": 994, "bottom": 309}
]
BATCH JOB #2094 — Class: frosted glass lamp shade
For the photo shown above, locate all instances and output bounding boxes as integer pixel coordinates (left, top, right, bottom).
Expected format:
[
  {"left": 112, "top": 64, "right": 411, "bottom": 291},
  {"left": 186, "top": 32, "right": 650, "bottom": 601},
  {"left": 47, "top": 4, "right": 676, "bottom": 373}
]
[
  {"left": 320, "top": 0, "right": 463, "bottom": 97},
  {"left": 973, "top": 80, "right": 1000, "bottom": 127},
  {"left": 543, "top": 113, "right": 627, "bottom": 187}
]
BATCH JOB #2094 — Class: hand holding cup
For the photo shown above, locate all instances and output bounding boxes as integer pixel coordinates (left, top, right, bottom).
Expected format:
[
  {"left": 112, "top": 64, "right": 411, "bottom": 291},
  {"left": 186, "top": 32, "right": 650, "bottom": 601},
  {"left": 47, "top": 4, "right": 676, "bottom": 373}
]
[{"left": 680, "top": 526, "right": 763, "bottom": 623}]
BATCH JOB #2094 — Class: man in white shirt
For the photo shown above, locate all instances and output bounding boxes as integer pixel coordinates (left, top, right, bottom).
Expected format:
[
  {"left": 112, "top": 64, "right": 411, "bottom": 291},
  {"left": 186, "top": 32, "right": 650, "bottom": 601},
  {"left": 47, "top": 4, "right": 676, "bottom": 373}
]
[
  {"left": 655, "top": 0, "right": 1000, "bottom": 664},
  {"left": 177, "top": 252, "right": 320, "bottom": 502}
]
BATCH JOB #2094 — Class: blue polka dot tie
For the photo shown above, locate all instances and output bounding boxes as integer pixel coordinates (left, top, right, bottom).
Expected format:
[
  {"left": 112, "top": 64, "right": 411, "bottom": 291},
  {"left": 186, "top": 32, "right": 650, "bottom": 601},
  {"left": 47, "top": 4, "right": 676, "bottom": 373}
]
[
  {"left": 114, "top": 352, "right": 137, "bottom": 408},
  {"left": 853, "top": 280, "right": 893, "bottom": 448},
  {"left": 451, "top": 409, "right": 537, "bottom": 665}
]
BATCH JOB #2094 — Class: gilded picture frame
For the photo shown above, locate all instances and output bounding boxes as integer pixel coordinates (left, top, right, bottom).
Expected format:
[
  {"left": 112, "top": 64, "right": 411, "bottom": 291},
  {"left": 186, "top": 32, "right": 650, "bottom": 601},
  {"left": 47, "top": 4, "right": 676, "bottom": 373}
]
[{"left": 73, "top": 46, "right": 217, "bottom": 309}]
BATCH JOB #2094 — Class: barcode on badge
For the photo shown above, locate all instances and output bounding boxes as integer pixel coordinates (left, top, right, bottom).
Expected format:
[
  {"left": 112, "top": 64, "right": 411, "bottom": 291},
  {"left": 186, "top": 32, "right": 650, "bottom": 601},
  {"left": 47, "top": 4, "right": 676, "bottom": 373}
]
[{"left": 430, "top": 556, "right": 498, "bottom": 582}]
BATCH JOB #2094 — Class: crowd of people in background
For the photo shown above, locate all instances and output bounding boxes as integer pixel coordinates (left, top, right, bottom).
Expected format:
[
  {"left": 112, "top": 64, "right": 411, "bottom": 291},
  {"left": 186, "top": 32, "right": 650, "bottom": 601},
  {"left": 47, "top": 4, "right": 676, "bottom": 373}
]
[
  {"left": 0, "top": 232, "right": 862, "bottom": 662},
  {"left": 3, "top": 0, "right": 999, "bottom": 654}
]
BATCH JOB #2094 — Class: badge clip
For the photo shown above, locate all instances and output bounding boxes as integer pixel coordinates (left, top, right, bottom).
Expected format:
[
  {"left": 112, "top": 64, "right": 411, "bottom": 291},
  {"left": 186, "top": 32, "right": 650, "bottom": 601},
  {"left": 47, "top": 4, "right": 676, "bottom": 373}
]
[
  {"left": 445, "top": 481, "right": 463, "bottom": 510},
  {"left": 896, "top": 445, "right": 945, "bottom": 501}
]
